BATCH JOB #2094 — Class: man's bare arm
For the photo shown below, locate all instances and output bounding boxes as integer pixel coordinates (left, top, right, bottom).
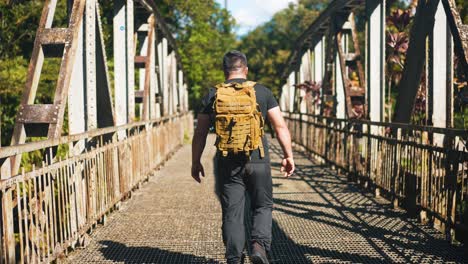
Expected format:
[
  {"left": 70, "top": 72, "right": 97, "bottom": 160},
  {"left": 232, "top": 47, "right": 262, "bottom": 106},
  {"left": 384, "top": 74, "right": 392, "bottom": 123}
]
[
  {"left": 191, "top": 114, "right": 211, "bottom": 183},
  {"left": 267, "top": 106, "right": 295, "bottom": 177}
]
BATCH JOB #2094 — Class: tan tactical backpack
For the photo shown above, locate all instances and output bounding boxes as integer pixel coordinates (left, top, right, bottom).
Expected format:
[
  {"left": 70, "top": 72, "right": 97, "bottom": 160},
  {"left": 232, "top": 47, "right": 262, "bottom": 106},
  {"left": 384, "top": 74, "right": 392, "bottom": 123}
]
[{"left": 213, "top": 81, "right": 265, "bottom": 158}]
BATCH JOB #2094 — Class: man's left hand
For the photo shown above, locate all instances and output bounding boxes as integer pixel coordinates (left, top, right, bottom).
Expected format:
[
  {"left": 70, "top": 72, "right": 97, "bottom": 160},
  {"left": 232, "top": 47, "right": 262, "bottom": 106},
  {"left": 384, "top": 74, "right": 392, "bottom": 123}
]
[{"left": 191, "top": 162, "right": 205, "bottom": 183}]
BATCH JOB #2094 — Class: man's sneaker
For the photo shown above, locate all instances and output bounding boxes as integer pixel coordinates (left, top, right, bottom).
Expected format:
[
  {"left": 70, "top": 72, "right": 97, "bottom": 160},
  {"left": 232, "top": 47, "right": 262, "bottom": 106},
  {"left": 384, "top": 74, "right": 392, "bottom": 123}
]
[{"left": 250, "top": 242, "right": 269, "bottom": 264}]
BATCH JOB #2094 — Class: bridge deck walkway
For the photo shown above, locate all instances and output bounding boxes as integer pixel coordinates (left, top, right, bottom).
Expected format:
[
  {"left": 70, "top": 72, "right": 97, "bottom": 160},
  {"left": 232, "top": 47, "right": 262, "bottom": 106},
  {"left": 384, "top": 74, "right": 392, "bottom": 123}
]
[{"left": 67, "top": 135, "right": 466, "bottom": 263}]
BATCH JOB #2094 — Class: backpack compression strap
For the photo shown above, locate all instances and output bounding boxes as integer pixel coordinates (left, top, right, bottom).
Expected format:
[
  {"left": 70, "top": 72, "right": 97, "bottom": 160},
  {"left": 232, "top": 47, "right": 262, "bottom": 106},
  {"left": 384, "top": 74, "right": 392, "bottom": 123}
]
[{"left": 241, "top": 82, "right": 265, "bottom": 159}]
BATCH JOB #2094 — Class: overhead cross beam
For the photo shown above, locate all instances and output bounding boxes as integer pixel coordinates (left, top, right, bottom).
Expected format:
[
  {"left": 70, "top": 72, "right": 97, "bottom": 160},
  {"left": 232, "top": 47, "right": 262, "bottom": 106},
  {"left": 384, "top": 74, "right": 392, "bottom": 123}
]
[
  {"left": 281, "top": 0, "right": 363, "bottom": 81},
  {"left": 441, "top": 0, "right": 468, "bottom": 77}
]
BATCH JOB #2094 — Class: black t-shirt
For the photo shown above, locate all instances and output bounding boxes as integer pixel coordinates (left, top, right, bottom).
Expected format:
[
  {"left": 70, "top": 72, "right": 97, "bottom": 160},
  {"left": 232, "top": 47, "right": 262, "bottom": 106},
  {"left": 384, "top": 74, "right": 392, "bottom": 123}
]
[{"left": 201, "top": 78, "right": 279, "bottom": 163}]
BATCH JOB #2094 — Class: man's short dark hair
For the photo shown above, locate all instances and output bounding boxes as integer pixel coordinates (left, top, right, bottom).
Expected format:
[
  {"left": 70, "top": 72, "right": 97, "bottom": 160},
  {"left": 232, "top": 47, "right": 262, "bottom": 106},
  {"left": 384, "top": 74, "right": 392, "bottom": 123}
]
[{"left": 223, "top": 50, "right": 247, "bottom": 74}]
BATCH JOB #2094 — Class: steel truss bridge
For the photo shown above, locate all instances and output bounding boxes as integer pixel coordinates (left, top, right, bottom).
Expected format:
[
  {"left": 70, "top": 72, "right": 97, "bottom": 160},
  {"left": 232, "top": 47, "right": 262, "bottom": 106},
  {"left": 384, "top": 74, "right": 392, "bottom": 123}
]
[{"left": 0, "top": 0, "right": 467, "bottom": 263}]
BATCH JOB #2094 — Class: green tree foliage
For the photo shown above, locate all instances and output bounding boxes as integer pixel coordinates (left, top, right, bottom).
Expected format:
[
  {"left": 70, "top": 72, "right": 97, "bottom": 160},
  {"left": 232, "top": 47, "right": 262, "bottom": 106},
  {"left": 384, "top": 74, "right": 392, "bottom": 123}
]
[
  {"left": 153, "top": 0, "right": 237, "bottom": 111},
  {"left": 455, "top": 0, "right": 468, "bottom": 24},
  {"left": 236, "top": 0, "right": 326, "bottom": 97}
]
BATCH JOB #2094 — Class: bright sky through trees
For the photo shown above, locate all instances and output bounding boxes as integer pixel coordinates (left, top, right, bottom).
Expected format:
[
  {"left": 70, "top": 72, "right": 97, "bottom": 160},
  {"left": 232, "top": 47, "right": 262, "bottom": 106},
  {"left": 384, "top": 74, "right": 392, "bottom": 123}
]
[{"left": 216, "top": 0, "right": 297, "bottom": 35}]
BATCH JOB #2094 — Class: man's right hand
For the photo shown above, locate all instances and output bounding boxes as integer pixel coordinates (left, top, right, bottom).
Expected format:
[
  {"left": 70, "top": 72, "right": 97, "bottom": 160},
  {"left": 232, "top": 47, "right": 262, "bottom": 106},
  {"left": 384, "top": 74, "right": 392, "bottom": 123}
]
[
  {"left": 280, "top": 157, "right": 295, "bottom": 178},
  {"left": 191, "top": 162, "right": 205, "bottom": 183}
]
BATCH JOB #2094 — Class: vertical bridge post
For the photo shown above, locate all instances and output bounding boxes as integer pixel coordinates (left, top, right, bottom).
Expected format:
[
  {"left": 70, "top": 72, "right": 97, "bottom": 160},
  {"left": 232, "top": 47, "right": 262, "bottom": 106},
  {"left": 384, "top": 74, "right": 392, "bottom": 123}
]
[
  {"left": 429, "top": 1, "right": 453, "bottom": 137},
  {"left": 366, "top": 0, "right": 385, "bottom": 184},
  {"left": 314, "top": 38, "right": 324, "bottom": 115},
  {"left": 114, "top": 0, "right": 135, "bottom": 138},
  {"left": 366, "top": 0, "right": 385, "bottom": 124}
]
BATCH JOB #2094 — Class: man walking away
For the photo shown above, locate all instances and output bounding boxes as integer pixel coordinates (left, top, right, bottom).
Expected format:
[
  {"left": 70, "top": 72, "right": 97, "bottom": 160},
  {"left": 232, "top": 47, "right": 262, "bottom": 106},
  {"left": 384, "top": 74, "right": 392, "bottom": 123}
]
[{"left": 191, "top": 50, "right": 295, "bottom": 264}]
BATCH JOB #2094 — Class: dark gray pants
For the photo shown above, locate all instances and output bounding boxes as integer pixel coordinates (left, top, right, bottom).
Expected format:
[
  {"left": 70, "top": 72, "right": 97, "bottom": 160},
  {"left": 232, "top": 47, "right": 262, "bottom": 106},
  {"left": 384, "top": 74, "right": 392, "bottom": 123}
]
[{"left": 215, "top": 156, "right": 273, "bottom": 263}]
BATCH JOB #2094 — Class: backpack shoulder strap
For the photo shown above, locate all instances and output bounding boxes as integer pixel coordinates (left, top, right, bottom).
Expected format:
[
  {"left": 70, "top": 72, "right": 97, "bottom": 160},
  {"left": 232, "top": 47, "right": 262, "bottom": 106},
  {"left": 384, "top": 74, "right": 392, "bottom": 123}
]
[
  {"left": 215, "top": 83, "right": 229, "bottom": 89},
  {"left": 242, "top": 81, "right": 257, "bottom": 88},
  {"left": 242, "top": 81, "right": 265, "bottom": 158}
]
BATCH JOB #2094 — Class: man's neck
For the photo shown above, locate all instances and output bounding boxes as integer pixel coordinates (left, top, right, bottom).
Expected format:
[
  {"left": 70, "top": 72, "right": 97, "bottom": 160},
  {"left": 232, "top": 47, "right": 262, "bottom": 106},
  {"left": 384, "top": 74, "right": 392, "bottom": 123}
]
[{"left": 226, "top": 75, "right": 247, "bottom": 81}]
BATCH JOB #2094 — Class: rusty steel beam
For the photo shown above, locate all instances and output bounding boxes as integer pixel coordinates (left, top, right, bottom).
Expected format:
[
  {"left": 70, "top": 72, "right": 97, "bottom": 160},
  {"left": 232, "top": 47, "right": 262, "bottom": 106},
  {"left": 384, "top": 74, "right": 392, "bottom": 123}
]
[
  {"left": 0, "top": 113, "right": 184, "bottom": 161},
  {"left": 8, "top": 0, "right": 86, "bottom": 175},
  {"left": 393, "top": 0, "right": 440, "bottom": 124},
  {"left": 282, "top": 0, "right": 364, "bottom": 81},
  {"left": 442, "top": 0, "right": 468, "bottom": 77},
  {"left": 136, "top": 0, "right": 186, "bottom": 81}
]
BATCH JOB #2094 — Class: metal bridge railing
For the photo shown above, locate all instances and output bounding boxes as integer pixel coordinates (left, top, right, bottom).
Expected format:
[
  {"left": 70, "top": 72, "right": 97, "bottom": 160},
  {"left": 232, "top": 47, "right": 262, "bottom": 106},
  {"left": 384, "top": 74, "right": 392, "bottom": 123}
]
[
  {"left": 0, "top": 112, "right": 193, "bottom": 263},
  {"left": 284, "top": 112, "right": 468, "bottom": 242}
]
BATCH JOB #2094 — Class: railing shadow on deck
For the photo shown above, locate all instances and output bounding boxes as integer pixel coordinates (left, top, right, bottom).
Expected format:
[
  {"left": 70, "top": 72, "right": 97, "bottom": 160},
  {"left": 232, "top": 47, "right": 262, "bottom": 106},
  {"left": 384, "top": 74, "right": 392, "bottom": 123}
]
[
  {"left": 267, "top": 143, "right": 467, "bottom": 263},
  {"left": 283, "top": 112, "right": 468, "bottom": 244},
  {"left": 0, "top": 113, "right": 194, "bottom": 263}
]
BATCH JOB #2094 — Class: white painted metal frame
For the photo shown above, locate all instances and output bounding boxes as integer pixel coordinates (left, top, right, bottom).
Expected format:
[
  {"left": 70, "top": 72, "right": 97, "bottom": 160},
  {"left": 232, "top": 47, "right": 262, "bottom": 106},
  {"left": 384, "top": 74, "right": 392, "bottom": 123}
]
[
  {"left": 335, "top": 32, "right": 346, "bottom": 119},
  {"left": 114, "top": 0, "right": 130, "bottom": 135},
  {"left": 314, "top": 38, "right": 325, "bottom": 115},
  {"left": 430, "top": 1, "right": 453, "bottom": 145},
  {"left": 366, "top": 0, "right": 385, "bottom": 123}
]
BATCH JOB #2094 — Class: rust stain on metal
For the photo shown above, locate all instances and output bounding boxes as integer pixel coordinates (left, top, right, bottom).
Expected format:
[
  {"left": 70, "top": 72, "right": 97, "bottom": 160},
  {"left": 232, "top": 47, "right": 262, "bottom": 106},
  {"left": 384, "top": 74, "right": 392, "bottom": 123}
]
[
  {"left": 40, "top": 28, "right": 71, "bottom": 45},
  {"left": 443, "top": 0, "right": 468, "bottom": 75},
  {"left": 17, "top": 104, "right": 59, "bottom": 124}
]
